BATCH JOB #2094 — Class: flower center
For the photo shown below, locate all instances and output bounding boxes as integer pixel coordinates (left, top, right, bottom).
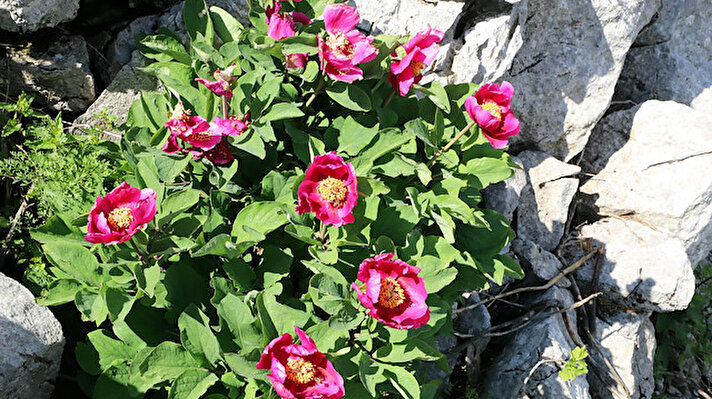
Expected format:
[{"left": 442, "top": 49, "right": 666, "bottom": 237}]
[
  {"left": 410, "top": 61, "right": 426, "bottom": 77},
  {"left": 285, "top": 358, "right": 316, "bottom": 384},
  {"left": 317, "top": 177, "right": 348, "bottom": 208},
  {"left": 326, "top": 33, "right": 354, "bottom": 58},
  {"left": 378, "top": 277, "right": 406, "bottom": 309},
  {"left": 107, "top": 207, "right": 133, "bottom": 231},
  {"left": 191, "top": 130, "right": 213, "bottom": 141},
  {"left": 481, "top": 101, "right": 502, "bottom": 121}
]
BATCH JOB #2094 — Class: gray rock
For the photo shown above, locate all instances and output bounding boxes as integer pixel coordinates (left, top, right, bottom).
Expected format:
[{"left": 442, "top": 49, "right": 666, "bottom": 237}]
[
  {"left": 580, "top": 105, "right": 637, "bottom": 174},
  {"left": 580, "top": 100, "right": 712, "bottom": 266},
  {"left": 100, "top": 14, "right": 161, "bottom": 84},
  {"left": 0, "top": 0, "right": 79, "bottom": 32},
  {"left": 0, "top": 272, "right": 64, "bottom": 399},
  {"left": 73, "top": 52, "right": 158, "bottom": 141},
  {"left": 0, "top": 35, "right": 95, "bottom": 112},
  {"left": 449, "top": 0, "right": 527, "bottom": 85},
  {"left": 614, "top": 0, "right": 712, "bottom": 113},
  {"left": 482, "top": 155, "right": 525, "bottom": 221},
  {"left": 570, "top": 217, "right": 695, "bottom": 312},
  {"left": 517, "top": 150, "right": 581, "bottom": 251},
  {"left": 511, "top": 237, "right": 569, "bottom": 287},
  {"left": 502, "top": 0, "right": 659, "bottom": 160},
  {"left": 588, "top": 312, "right": 656, "bottom": 399},
  {"left": 482, "top": 287, "right": 591, "bottom": 398}
]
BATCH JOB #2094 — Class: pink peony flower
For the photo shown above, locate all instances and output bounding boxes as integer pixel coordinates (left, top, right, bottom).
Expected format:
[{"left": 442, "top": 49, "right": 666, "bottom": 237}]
[
  {"left": 164, "top": 102, "right": 210, "bottom": 139},
  {"left": 388, "top": 26, "right": 444, "bottom": 96},
  {"left": 352, "top": 253, "right": 430, "bottom": 330},
  {"left": 266, "top": 1, "right": 311, "bottom": 41},
  {"left": 195, "top": 65, "right": 237, "bottom": 98},
  {"left": 85, "top": 182, "right": 157, "bottom": 245},
  {"left": 317, "top": 4, "right": 378, "bottom": 83},
  {"left": 182, "top": 127, "right": 223, "bottom": 151},
  {"left": 209, "top": 115, "right": 249, "bottom": 137},
  {"left": 464, "top": 81, "right": 520, "bottom": 149},
  {"left": 296, "top": 152, "right": 358, "bottom": 227},
  {"left": 257, "top": 326, "right": 345, "bottom": 399}
]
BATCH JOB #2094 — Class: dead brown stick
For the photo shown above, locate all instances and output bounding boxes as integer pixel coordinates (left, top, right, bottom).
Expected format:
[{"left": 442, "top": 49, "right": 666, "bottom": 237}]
[{"left": 453, "top": 249, "right": 599, "bottom": 315}]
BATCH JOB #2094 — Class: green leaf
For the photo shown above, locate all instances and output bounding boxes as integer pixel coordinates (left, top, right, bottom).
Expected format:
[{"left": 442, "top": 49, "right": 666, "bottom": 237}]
[
  {"left": 231, "top": 202, "right": 288, "bottom": 243},
  {"left": 87, "top": 329, "right": 139, "bottom": 371},
  {"left": 179, "top": 305, "right": 222, "bottom": 368},
  {"left": 158, "top": 189, "right": 201, "bottom": 227},
  {"left": 191, "top": 234, "right": 244, "bottom": 258},
  {"left": 374, "top": 339, "right": 444, "bottom": 363},
  {"left": 336, "top": 117, "right": 379, "bottom": 156},
  {"left": 210, "top": 6, "right": 243, "bottom": 43},
  {"left": 43, "top": 242, "right": 102, "bottom": 284},
  {"left": 405, "top": 119, "right": 435, "bottom": 148},
  {"left": 280, "top": 34, "right": 319, "bottom": 55},
  {"left": 326, "top": 82, "right": 372, "bottom": 112},
  {"left": 256, "top": 291, "right": 310, "bottom": 339},
  {"left": 352, "top": 128, "right": 415, "bottom": 175},
  {"left": 309, "top": 271, "right": 348, "bottom": 314},
  {"left": 218, "top": 293, "right": 262, "bottom": 351},
  {"left": 138, "top": 342, "right": 199, "bottom": 384},
  {"left": 168, "top": 369, "right": 219, "bottom": 399},
  {"left": 224, "top": 354, "right": 269, "bottom": 380},
  {"left": 232, "top": 130, "right": 266, "bottom": 159},
  {"left": 103, "top": 287, "right": 135, "bottom": 323},
  {"left": 414, "top": 81, "right": 450, "bottom": 113},
  {"left": 262, "top": 102, "right": 305, "bottom": 122},
  {"left": 359, "top": 353, "right": 385, "bottom": 396},
  {"left": 458, "top": 157, "right": 513, "bottom": 188},
  {"left": 139, "top": 34, "right": 191, "bottom": 64},
  {"left": 416, "top": 256, "right": 458, "bottom": 293},
  {"left": 75, "top": 289, "right": 108, "bottom": 324},
  {"left": 184, "top": 0, "right": 214, "bottom": 45},
  {"left": 384, "top": 364, "right": 421, "bottom": 399},
  {"left": 37, "top": 279, "right": 84, "bottom": 306}
]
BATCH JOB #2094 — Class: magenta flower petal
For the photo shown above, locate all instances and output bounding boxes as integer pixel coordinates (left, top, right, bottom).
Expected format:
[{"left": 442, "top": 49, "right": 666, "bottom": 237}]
[
  {"left": 296, "top": 152, "right": 358, "bottom": 227},
  {"left": 465, "top": 81, "right": 520, "bottom": 149},
  {"left": 85, "top": 182, "right": 157, "bottom": 245},
  {"left": 352, "top": 253, "right": 430, "bottom": 329},
  {"left": 257, "top": 326, "right": 345, "bottom": 399},
  {"left": 388, "top": 26, "right": 444, "bottom": 96},
  {"left": 323, "top": 3, "right": 360, "bottom": 33}
]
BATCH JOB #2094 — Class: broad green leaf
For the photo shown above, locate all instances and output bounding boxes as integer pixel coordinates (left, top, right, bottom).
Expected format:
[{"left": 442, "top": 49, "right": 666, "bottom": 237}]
[
  {"left": 218, "top": 293, "right": 262, "bottom": 351},
  {"left": 280, "top": 34, "right": 319, "bottom": 55},
  {"left": 75, "top": 289, "right": 108, "bottom": 324},
  {"left": 43, "top": 242, "right": 102, "bottom": 284},
  {"left": 224, "top": 353, "right": 269, "bottom": 380},
  {"left": 87, "top": 329, "right": 139, "bottom": 370},
  {"left": 231, "top": 201, "right": 288, "bottom": 243},
  {"left": 168, "top": 369, "right": 219, "bottom": 399},
  {"left": 178, "top": 305, "right": 222, "bottom": 368},
  {"left": 210, "top": 6, "right": 243, "bottom": 42},
  {"left": 384, "top": 364, "right": 421, "bottom": 399},
  {"left": 261, "top": 102, "right": 305, "bottom": 122},
  {"left": 184, "top": 0, "right": 214, "bottom": 45},
  {"left": 157, "top": 189, "right": 201, "bottom": 227},
  {"left": 458, "top": 157, "right": 514, "bottom": 188},
  {"left": 326, "top": 82, "right": 372, "bottom": 112},
  {"left": 374, "top": 339, "right": 444, "bottom": 363},
  {"left": 37, "top": 279, "right": 84, "bottom": 306},
  {"left": 138, "top": 342, "right": 199, "bottom": 383},
  {"left": 138, "top": 34, "right": 191, "bottom": 64},
  {"left": 337, "top": 117, "right": 379, "bottom": 156}
]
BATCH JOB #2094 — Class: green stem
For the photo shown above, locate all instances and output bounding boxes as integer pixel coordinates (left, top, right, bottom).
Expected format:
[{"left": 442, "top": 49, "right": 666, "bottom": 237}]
[
  {"left": 305, "top": 75, "right": 326, "bottom": 109},
  {"left": 427, "top": 120, "right": 477, "bottom": 168},
  {"left": 318, "top": 221, "right": 327, "bottom": 244},
  {"left": 381, "top": 88, "right": 396, "bottom": 108},
  {"left": 222, "top": 95, "right": 229, "bottom": 119},
  {"left": 130, "top": 237, "right": 149, "bottom": 266}
]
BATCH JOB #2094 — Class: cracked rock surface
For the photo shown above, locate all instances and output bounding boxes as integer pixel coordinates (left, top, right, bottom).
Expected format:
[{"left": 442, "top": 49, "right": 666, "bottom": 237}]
[
  {"left": 567, "top": 217, "right": 695, "bottom": 312},
  {"left": 0, "top": 272, "right": 64, "bottom": 399},
  {"left": 516, "top": 150, "right": 580, "bottom": 252},
  {"left": 0, "top": 35, "right": 95, "bottom": 112},
  {"left": 581, "top": 100, "right": 712, "bottom": 266},
  {"left": 0, "top": 0, "right": 79, "bottom": 32}
]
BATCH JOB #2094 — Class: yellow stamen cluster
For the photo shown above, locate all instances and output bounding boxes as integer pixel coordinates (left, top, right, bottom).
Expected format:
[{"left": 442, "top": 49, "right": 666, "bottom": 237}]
[
  {"left": 107, "top": 207, "right": 133, "bottom": 231},
  {"left": 286, "top": 358, "right": 316, "bottom": 384},
  {"left": 191, "top": 130, "right": 213, "bottom": 141},
  {"left": 378, "top": 277, "right": 406, "bottom": 309},
  {"left": 410, "top": 61, "right": 426, "bottom": 77},
  {"left": 481, "top": 101, "right": 502, "bottom": 121},
  {"left": 327, "top": 33, "right": 354, "bottom": 58},
  {"left": 317, "top": 177, "right": 348, "bottom": 208}
]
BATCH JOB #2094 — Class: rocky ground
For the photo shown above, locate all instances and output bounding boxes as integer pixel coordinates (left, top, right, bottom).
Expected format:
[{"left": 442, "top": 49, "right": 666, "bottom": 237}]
[{"left": 1, "top": 0, "right": 711, "bottom": 398}]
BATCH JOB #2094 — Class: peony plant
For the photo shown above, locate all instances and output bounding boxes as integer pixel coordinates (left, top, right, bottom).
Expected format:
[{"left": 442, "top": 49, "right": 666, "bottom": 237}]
[{"left": 31, "top": 0, "right": 523, "bottom": 398}]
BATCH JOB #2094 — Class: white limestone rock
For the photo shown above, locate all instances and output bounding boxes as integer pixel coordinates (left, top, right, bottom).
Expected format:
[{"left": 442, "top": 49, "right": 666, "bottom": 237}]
[
  {"left": 580, "top": 100, "right": 712, "bottom": 266},
  {"left": 0, "top": 0, "right": 79, "bottom": 33},
  {"left": 0, "top": 272, "right": 64, "bottom": 399},
  {"left": 517, "top": 150, "right": 581, "bottom": 251}
]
